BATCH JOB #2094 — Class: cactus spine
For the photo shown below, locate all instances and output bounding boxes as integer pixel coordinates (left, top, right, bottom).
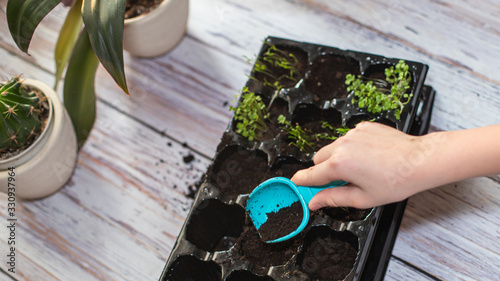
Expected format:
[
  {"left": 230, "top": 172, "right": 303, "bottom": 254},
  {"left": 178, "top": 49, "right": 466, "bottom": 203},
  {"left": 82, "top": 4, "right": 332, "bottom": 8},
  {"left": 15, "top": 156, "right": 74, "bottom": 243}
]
[{"left": 0, "top": 77, "right": 43, "bottom": 152}]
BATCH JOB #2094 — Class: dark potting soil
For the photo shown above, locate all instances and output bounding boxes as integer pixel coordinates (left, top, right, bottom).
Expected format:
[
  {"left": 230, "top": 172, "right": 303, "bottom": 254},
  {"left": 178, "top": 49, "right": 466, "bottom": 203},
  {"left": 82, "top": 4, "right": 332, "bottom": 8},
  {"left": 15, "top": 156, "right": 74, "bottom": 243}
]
[
  {"left": 264, "top": 97, "right": 289, "bottom": 140},
  {"left": 164, "top": 255, "right": 222, "bottom": 281},
  {"left": 257, "top": 201, "right": 303, "bottom": 242},
  {"left": 305, "top": 54, "right": 360, "bottom": 101},
  {"left": 366, "top": 70, "right": 386, "bottom": 81},
  {"left": 267, "top": 158, "right": 312, "bottom": 179},
  {"left": 253, "top": 46, "right": 308, "bottom": 90},
  {"left": 183, "top": 154, "right": 195, "bottom": 164},
  {"left": 226, "top": 270, "right": 275, "bottom": 281},
  {"left": 235, "top": 218, "right": 301, "bottom": 274},
  {"left": 321, "top": 207, "right": 372, "bottom": 222},
  {"left": 233, "top": 95, "right": 288, "bottom": 141},
  {"left": 278, "top": 118, "right": 338, "bottom": 156},
  {"left": 208, "top": 147, "right": 268, "bottom": 199},
  {"left": 345, "top": 114, "right": 372, "bottom": 128},
  {"left": 364, "top": 63, "right": 412, "bottom": 87},
  {"left": 186, "top": 178, "right": 202, "bottom": 199},
  {"left": 300, "top": 236, "right": 357, "bottom": 280},
  {"left": 125, "top": 0, "right": 163, "bottom": 19},
  {"left": 276, "top": 106, "right": 343, "bottom": 156}
]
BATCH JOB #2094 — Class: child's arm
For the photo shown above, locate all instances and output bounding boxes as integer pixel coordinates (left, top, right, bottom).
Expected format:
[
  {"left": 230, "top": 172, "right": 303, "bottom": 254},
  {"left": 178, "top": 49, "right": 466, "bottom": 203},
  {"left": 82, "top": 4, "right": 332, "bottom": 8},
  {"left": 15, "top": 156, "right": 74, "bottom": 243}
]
[{"left": 291, "top": 122, "right": 500, "bottom": 210}]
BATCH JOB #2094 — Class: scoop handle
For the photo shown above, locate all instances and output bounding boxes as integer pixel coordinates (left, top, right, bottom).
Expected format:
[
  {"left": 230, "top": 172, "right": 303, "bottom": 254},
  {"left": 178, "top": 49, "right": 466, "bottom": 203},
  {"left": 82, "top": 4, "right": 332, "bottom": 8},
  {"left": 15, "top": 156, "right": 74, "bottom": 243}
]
[{"left": 296, "top": 180, "right": 348, "bottom": 204}]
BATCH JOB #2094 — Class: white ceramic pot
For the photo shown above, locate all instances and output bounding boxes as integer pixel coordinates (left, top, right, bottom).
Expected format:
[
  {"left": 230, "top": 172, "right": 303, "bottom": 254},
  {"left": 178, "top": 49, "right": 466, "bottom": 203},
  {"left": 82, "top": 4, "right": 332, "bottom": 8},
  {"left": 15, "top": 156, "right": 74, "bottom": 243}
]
[
  {"left": 0, "top": 79, "right": 78, "bottom": 200},
  {"left": 123, "top": 0, "right": 189, "bottom": 57}
]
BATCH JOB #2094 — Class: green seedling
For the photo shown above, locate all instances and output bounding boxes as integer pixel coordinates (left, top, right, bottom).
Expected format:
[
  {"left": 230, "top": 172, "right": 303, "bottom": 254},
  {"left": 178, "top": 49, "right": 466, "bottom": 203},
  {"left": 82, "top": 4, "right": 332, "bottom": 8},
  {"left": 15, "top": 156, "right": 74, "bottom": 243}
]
[
  {"left": 335, "top": 126, "right": 351, "bottom": 136},
  {"left": 229, "top": 87, "right": 270, "bottom": 141},
  {"left": 346, "top": 60, "right": 412, "bottom": 120},
  {"left": 255, "top": 43, "right": 301, "bottom": 83},
  {"left": 320, "top": 121, "right": 351, "bottom": 136},
  {"left": 315, "top": 122, "right": 352, "bottom": 142},
  {"left": 248, "top": 43, "right": 303, "bottom": 108},
  {"left": 278, "top": 116, "right": 342, "bottom": 153},
  {"left": 0, "top": 77, "right": 44, "bottom": 152},
  {"left": 278, "top": 115, "right": 314, "bottom": 152}
]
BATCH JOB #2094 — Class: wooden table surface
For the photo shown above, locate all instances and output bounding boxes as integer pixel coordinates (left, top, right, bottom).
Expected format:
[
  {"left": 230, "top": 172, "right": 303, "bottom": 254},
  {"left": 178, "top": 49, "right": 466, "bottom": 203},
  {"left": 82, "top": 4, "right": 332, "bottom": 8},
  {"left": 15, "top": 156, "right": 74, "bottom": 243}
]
[{"left": 1, "top": 0, "right": 500, "bottom": 280}]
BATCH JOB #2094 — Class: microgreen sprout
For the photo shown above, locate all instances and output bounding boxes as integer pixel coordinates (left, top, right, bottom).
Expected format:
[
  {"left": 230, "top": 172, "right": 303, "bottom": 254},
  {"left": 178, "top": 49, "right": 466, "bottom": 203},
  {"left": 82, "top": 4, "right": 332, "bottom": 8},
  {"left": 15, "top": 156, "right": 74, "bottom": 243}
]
[
  {"left": 315, "top": 122, "right": 351, "bottom": 141},
  {"left": 346, "top": 60, "right": 412, "bottom": 120},
  {"left": 229, "top": 87, "right": 270, "bottom": 141},
  {"left": 336, "top": 127, "right": 351, "bottom": 136},
  {"left": 278, "top": 115, "right": 314, "bottom": 152},
  {"left": 260, "top": 43, "right": 301, "bottom": 81},
  {"left": 278, "top": 115, "right": 341, "bottom": 153},
  {"left": 248, "top": 43, "right": 302, "bottom": 90}
]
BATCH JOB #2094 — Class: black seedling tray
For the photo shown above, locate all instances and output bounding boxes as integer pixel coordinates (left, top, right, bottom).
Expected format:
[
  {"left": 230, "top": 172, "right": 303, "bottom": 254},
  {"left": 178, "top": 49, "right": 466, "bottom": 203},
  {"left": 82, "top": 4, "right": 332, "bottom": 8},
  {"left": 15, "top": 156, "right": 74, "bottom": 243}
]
[{"left": 159, "top": 37, "right": 435, "bottom": 281}]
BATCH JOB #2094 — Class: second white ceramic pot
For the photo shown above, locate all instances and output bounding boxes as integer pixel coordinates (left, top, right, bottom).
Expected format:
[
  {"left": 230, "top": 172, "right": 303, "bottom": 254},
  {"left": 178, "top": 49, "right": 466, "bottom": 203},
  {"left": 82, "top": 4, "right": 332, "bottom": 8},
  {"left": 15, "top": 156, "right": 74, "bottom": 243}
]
[{"left": 123, "top": 0, "right": 189, "bottom": 57}]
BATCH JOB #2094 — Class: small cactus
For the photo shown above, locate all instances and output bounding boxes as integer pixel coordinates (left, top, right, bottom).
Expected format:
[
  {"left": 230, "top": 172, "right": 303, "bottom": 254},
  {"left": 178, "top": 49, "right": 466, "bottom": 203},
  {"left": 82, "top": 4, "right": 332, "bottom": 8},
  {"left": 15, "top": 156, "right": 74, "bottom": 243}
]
[{"left": 0, "top": 77, "right": 44, "bottom": 152}]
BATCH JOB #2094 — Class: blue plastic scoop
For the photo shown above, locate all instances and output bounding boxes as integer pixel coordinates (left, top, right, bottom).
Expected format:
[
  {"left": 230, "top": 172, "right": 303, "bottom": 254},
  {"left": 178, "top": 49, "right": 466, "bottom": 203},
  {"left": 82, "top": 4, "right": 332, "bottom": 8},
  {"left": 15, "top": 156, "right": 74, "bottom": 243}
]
[{"left": 246, "top": 177, "right": 347, "bottom": 243}]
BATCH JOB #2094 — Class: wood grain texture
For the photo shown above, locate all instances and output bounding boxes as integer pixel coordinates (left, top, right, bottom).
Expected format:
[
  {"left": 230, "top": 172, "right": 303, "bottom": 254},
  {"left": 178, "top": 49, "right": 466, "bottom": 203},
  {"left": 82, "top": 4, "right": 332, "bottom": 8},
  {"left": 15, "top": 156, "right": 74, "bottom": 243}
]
[
  {"left": 0, "top": 48, "right": 209, "bottom": 280},
  {"left": 385, "top": 257, "right": 440, "bottom": 281},
  {"left": 0, "top": 100, "right": 210, "bottom": 280},
  {"left": 394, "top": 177, "right": 500, "bottom": 280},
  {"left": 0, "top": 0, "right": 499, "bottom": 280}
]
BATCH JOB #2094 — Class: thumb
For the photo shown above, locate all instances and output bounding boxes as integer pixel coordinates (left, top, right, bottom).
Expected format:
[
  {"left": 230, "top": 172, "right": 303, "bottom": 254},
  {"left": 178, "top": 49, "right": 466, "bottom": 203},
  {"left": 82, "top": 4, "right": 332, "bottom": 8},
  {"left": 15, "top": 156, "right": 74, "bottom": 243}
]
[{"left": 308, "top": 184, "right": 368, "bottom": 210}]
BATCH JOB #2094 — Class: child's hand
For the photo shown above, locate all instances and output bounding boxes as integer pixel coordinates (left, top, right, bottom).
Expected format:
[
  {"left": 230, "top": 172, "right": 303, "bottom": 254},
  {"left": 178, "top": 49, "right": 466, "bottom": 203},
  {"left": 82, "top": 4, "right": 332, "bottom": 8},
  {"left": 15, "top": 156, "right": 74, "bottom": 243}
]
[{"left": 291, "top": 122, "right": 443, "bottom": 210}]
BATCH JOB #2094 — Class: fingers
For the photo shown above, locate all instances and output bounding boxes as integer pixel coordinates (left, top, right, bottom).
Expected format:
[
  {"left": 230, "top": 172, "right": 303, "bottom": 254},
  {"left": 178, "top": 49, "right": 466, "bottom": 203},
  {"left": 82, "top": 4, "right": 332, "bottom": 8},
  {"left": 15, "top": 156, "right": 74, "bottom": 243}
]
[
  {"left": 291, "top": 159, "right": 343, "bottom": 187},
  {"left": 312, "top": 142, "right": 336, "bottom": 164},
  {"left": 308, "top": 184, "right": 371, "bottom": 210},
  {"left": 312, "top": 125, "right": 355, "bottom": 165}
]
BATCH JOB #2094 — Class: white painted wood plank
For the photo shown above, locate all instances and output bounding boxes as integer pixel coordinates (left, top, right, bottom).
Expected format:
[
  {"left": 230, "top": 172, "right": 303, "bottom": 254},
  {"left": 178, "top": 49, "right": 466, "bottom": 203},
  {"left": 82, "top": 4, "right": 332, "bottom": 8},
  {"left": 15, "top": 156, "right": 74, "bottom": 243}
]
[
  {"left": 299, "top": 0, "right": 500, "bottom": 84},
  {"left": 0, "top": 48, "right": 210, "bottom": 280},
  {"left": 0, "top": 272, "right": 13, "bottom": 281},
  {"left": 94, "top": 42, "right": 247, "bottom": 156},
  {"left": 0, "top": 99, "right": 210, "bottom": 280},
  {"left": 393, "top": 177, "right": 500, "bottom": 280},
  {"left": 385, "top": 257, "right": 438, "bottom": 281}
]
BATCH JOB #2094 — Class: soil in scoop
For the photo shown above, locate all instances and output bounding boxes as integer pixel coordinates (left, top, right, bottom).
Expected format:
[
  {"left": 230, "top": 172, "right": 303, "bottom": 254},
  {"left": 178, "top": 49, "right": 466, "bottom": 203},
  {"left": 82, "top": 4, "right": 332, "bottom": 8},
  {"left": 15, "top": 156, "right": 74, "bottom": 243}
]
[
  {"left": 125, "top": 0, "right": 163, "bottom": 19},
  {"left": 300, "top": 236, "right": 357, "bottom": 280},
  {"left": 257, "top": 201, "right": 303, "bottom": 242}
]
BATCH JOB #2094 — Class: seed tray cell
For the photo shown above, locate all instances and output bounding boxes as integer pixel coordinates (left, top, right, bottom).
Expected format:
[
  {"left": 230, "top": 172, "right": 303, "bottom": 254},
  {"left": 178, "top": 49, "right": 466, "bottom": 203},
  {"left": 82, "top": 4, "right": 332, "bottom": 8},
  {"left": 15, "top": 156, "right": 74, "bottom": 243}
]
[{"left": 159, "top": 37, "right": 435, "bottom": 281}]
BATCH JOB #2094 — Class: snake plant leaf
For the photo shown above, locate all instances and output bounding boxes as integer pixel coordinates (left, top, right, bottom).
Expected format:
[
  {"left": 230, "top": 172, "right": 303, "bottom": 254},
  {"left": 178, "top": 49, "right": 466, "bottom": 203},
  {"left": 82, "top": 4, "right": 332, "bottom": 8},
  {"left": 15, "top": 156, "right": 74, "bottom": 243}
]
[
  {"left": 82, "top": 0, "right": 129, "bottom": 94},
  {"left": 64, "top": 28, "right": 99, "bottom": 149},
  {"left": 54, "top": 0, "right": 83, "bottom": 90},
  {"left": 6, "top": 0, "right": 63, "bottom": 53}
]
